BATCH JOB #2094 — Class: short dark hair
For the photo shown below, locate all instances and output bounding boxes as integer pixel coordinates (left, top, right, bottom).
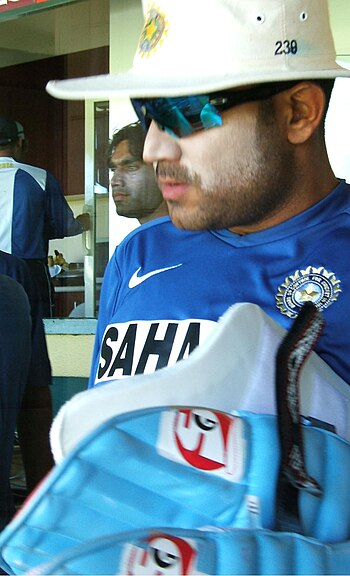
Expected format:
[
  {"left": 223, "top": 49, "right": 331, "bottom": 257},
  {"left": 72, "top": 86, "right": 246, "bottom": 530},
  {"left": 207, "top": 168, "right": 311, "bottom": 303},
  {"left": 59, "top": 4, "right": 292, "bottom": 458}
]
[
  {"left": 0, "top": 117, "right": 19, "bottom": 148},
  {"left": 312, "top": 78, "right": 335, "bottom": 114},
  {"left": 267, "top": 78, "right": 335, "bottom": 111},
  {"left": 262, "top": 79, "right": 335, "bottom": 126},
  {"left": 108, "top": 122, "right": 146, "bottom": 165}
]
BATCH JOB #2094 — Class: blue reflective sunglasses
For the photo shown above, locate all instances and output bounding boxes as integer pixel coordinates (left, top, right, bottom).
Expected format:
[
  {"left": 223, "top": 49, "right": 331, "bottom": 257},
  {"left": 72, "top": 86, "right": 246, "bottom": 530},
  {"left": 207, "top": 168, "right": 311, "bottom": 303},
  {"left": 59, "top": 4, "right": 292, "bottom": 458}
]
[{"left": 131, "top": 82, "right": 298, "bottom": 138}]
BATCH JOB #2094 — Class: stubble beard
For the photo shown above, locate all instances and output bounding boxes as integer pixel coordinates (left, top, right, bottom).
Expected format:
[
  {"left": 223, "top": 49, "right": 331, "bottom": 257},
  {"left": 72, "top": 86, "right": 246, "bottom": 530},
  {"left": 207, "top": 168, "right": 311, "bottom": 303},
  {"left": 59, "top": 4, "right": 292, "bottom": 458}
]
[{"left": 161, "top": 101, "right": 297, "bottom": 232}]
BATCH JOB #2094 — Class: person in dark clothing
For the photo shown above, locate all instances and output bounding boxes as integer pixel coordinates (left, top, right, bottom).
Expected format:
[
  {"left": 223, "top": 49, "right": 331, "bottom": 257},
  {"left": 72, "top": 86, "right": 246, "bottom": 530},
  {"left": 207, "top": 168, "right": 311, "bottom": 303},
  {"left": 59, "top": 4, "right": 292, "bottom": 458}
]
[{"left": 0, "top": 251, "right": 54, "bottom": 531}]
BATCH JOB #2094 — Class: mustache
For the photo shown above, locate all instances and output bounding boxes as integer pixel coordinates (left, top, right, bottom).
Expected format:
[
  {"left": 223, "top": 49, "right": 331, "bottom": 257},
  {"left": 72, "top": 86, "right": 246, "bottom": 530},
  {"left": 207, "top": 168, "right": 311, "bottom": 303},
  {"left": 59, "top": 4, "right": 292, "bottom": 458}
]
[{"left": 156, "top": 162, "right": 200, "bottom": 185}]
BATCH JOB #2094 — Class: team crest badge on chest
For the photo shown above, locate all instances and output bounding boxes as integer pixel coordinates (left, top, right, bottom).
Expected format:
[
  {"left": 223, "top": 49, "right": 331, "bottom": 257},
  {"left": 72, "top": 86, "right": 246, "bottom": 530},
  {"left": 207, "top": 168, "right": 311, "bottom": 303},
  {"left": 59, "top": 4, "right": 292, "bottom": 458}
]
[{"left": 276, "top": 266, "right": 342, "bottom": 319}]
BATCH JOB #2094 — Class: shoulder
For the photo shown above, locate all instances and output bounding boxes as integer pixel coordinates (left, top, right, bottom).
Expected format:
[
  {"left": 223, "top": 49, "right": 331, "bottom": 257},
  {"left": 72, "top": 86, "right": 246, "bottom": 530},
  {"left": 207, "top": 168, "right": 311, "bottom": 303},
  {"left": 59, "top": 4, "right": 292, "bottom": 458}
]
[
  {"left": 118, "top": 216, "right": 202, "bottom": 249},
  {"left": 15, "top": 160, "right": 45, "bottom": 176},
  {"left": 0, "top": 250, "right": 33, "bottom": 283},
  {"left": 109, "top": 216, "right": 214, "bottom": 277},
  {"left": 340, "top": 180, "right": 350, "bottom": 207},
  {"left": 122, "top": 216, "right": 174, "bottom": 240},
  {"left": 0, "top": 274, "right": 29, "bottom": 311},
  {"left": 15, "top": 161, "right": 48, "bottom": 188},
  {"left": 332, "top": 179, "right": 350, "bottom": 203},
  {"left": 0, "top": 251, "right": 34, "bottom": 299},
  {"left": 0, "top": 250, "right": 27, "bottom": 275},
  {"left": 106, "top": 218, "right": 175, "bottom": 270}
]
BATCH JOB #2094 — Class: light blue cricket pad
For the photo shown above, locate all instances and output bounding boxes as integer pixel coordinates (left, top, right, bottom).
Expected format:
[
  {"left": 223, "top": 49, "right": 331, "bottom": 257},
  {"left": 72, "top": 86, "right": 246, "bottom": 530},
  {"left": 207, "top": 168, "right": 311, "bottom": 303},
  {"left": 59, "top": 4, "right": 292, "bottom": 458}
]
[
  {"left": 20, "top": 527, "right": 350, "bottom": 576},
  {"left": 0, "top": 406, "right": 349, "bottom": 574}
]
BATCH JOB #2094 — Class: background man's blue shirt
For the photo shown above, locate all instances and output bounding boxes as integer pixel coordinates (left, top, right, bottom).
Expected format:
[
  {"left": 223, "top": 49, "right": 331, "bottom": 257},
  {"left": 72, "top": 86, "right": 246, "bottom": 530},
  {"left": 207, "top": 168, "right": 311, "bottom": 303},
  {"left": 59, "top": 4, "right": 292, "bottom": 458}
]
[{"left": 0, "top": 157, "right": 82, "bottom": 260}]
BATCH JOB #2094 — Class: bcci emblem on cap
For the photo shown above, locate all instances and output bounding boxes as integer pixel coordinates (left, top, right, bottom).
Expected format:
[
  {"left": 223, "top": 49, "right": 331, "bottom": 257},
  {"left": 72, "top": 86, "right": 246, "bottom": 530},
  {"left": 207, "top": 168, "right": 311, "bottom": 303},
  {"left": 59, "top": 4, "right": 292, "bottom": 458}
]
[{"left": 138, "top": 6, "right": 169, "bottom": 57}]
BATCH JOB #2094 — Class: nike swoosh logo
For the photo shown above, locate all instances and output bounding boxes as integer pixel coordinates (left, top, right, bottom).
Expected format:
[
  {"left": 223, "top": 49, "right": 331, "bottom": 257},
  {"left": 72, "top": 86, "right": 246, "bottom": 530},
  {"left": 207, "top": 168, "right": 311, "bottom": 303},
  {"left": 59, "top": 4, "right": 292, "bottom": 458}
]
[{"left": 128, "top": 264, "right": 183, "bottom": 288}]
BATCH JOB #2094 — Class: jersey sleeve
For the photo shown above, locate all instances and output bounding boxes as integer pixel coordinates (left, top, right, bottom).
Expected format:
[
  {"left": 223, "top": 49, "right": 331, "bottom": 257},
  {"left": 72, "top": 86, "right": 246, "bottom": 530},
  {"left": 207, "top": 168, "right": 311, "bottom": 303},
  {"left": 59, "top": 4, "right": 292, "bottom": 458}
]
[{"left": 45, "top": 172, "right": 83, "bottom": 239}]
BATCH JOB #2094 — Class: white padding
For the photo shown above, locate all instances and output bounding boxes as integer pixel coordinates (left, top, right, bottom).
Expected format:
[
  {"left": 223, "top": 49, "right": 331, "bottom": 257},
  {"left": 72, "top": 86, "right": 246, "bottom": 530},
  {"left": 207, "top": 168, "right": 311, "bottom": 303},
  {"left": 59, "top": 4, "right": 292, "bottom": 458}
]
[{"left": 51, "top": 303, "right": 350, "bottom": 462}]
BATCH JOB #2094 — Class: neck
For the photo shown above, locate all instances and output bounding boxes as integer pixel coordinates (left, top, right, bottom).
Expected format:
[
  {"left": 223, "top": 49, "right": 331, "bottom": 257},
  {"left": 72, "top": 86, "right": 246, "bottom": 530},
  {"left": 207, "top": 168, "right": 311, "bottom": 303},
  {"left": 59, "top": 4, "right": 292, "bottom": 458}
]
[
  {"left": 138, "top": 201, "right": 169, "bottom": 225},
  {"left": 230, "top": 154, "right": 339, "bottom": 235}
]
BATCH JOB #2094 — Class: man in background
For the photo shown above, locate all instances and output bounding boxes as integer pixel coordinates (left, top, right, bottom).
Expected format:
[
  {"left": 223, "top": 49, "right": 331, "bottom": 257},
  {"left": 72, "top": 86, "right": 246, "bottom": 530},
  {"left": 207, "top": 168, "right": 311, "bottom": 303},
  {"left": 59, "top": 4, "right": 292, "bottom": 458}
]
[
  {"left": 69, "top": 122, "right": 167, "bottom": 320},
  {"left": 0, "top": 117, "right": 89, "bottom": 317},
  {"left": 0, "top": 251, "right": 53, "bottom": 530},
  {"left": 0, "top": 274, "right": 31, "bottom": 531},
  {"left": 109, "top": 122, "right": 168, "bottom": 225}
]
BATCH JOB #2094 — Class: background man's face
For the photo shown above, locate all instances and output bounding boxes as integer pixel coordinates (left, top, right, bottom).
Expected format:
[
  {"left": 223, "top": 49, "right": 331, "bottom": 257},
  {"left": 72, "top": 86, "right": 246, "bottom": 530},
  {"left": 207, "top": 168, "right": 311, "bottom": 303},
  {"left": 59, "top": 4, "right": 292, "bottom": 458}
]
[{"left": 110, "top": 139, "right": 163, "bottom": 220}]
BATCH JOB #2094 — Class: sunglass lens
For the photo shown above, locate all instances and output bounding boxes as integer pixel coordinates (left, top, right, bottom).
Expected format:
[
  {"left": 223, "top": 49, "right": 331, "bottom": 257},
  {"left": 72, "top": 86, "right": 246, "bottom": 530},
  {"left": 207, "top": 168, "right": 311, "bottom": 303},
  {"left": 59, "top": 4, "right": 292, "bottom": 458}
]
[
  {"left": 200, "top": 103, "right": 223, "bottom": 129},
  {"left": 131, "top": 96, "right": 223, "bottom": 137}
]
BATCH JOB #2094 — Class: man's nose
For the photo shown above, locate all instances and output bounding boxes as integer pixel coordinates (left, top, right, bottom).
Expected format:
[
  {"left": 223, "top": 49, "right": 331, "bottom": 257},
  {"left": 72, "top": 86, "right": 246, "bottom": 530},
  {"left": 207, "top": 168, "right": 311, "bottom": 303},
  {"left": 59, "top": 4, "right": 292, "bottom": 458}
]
[
  {"left": 111, "top": 169, "right": 124, "bottom": 187},
  {"left": 143, "top": 121, "right": 181, "bottom": 164}
]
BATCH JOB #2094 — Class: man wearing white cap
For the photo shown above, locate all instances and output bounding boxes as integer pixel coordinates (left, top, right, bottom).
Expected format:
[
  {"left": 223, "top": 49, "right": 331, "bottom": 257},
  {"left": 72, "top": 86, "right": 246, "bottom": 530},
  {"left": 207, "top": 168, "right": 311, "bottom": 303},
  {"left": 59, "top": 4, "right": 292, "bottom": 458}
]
[{"left": 47, "top": 1, "right": 350, "bottom": 390}]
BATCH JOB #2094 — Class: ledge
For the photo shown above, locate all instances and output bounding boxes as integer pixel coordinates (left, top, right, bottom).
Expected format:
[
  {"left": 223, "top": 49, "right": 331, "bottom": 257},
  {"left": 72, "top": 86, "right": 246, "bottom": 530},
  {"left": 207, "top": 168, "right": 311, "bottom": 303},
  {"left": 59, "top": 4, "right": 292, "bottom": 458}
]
[{"left": 44, "top": 318, "right": 97, "bottom": 335}]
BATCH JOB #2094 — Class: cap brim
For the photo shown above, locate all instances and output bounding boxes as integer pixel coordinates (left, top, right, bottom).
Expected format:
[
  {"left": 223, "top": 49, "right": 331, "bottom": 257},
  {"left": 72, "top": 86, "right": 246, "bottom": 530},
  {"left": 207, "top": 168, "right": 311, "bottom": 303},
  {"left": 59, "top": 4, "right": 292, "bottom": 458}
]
[{"left": 46, "top": 63, "right": 350, "bottom": 101}]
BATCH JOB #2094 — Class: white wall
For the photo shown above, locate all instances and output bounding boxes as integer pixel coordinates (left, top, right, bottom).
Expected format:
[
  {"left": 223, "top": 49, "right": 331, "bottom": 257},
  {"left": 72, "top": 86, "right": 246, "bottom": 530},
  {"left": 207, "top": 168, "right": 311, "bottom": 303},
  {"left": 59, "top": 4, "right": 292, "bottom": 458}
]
[
  {"left": 326, "top": 1, "right": 350, "bottom": 182},
  {"left": 326, "top": 78, "right": 350, "bottom": 182},
  {"left": 329, "top": 0, "right": 350, "bottom": 67}
]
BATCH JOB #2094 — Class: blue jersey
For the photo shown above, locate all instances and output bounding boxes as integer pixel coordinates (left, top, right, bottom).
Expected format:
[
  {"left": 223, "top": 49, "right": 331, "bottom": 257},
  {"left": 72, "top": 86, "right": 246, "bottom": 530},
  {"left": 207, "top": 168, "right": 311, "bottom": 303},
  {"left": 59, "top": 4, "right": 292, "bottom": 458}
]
[
  {"left": 0, "top": 157, "right": 82, "bottom": 259},
  {"left": 90, "top": 180, "right": 350, "bottom": 388}
]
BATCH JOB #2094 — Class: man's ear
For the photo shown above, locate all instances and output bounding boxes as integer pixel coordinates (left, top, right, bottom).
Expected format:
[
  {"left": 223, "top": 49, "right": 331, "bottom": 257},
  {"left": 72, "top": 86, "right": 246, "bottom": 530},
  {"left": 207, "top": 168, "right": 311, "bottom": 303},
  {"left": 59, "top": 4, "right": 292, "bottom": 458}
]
[
  {"left": 285, "top": 82, "right": 326, "bottom": 145},
  {"left": 19, "top": 138, "right": 28, "bottom": 153}
]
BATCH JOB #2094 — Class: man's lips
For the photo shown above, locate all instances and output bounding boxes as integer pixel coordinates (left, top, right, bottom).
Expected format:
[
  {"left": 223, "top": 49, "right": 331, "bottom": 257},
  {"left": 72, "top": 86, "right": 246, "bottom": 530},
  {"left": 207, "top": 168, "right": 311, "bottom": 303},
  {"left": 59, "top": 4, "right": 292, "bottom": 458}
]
[
  {"left": 158, "top": 179, "right": 190, "bottom": 201},
  {"left": 112, "top": 191, "right": 129, "bottom": 201}
]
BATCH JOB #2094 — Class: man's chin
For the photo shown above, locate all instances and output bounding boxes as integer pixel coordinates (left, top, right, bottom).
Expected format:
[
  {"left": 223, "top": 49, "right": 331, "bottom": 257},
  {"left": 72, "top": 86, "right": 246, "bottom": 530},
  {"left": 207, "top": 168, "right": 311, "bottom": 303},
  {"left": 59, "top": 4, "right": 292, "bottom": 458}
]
[
  {"left": 115, "top": 207, "right": 132, "bottom": 218},
  {"left": 167, "top": 205, "right": 210, "bottom": 231}
]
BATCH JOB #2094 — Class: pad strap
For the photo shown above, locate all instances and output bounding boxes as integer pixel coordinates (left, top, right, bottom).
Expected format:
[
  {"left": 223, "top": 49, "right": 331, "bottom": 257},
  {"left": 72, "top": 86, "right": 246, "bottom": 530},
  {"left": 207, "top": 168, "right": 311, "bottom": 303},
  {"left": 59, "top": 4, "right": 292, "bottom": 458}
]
[{"left": 275, "top": 302, "right": 324, "bottom": 531}]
